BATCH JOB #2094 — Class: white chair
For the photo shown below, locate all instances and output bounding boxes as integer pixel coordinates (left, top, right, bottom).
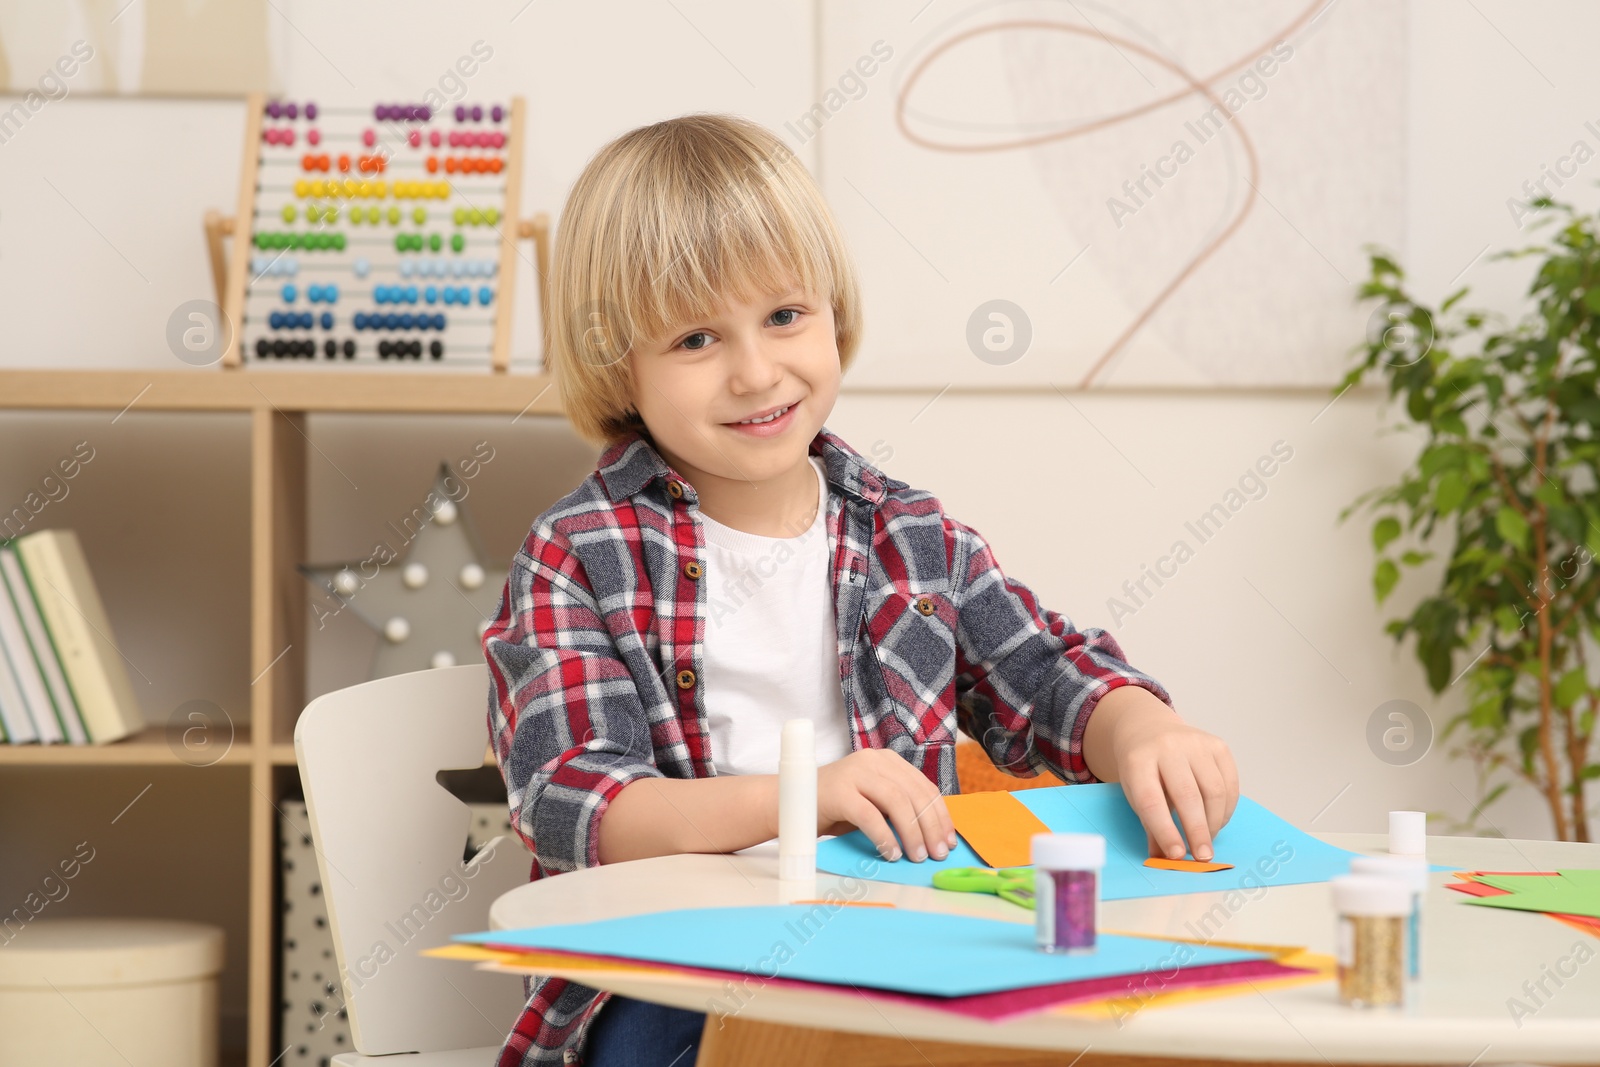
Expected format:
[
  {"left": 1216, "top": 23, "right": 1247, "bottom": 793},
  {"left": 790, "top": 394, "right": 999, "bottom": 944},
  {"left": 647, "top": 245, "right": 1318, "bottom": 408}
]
[{"left": 295, "top": 663, "right": 531, "bottom": 1065}]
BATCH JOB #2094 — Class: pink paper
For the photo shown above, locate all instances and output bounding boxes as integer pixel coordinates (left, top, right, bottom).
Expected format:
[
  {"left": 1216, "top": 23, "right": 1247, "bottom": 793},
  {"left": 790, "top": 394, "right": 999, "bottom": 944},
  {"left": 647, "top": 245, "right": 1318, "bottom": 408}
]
[{"left": 483, "top": 943, "right": 1316, "bottom": 1022}]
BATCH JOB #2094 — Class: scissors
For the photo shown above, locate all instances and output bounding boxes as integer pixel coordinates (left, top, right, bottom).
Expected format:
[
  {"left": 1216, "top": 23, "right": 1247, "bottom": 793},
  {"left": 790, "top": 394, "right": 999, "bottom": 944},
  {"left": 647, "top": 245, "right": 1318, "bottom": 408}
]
[{"left": 931, "top": 866, "right": 1036, "bottom": 909}]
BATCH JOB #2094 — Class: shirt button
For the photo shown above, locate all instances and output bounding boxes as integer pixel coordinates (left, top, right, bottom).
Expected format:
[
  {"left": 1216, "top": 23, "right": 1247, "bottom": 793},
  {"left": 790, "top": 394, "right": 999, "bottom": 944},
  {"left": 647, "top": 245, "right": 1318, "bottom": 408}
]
[
  {"left": 684, "top": 560, "right": 703, "bottom": 580},
  {"left": 676, "top": 669, "right": 696, "bottom": 689},
  {"left": 666, "top": 480, "right": 684, "bottom": 499},
  {"left": 915, "top": 596, "right": 935, "bottom": 616}
]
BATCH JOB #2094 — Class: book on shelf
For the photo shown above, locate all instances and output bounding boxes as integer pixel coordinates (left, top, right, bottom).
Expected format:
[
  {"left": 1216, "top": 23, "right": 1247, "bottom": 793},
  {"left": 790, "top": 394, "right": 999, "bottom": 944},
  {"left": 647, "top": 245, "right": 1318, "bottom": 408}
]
[{"left": 0, "top": 530, "right": 144, "bottom": 745}]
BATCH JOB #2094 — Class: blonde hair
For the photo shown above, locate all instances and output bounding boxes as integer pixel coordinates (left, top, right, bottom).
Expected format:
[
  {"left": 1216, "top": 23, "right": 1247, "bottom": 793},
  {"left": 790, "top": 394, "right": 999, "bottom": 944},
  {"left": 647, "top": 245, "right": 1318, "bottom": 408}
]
[{"left": 546, "top": 113, "right": 862, "bottom": 446}]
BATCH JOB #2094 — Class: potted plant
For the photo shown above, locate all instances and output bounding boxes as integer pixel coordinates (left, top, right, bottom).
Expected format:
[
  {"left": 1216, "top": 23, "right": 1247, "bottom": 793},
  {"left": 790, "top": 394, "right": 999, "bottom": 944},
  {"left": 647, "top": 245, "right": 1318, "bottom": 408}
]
[{"left": 1338, "top": 197, "right": 1600, "bottom": 843}]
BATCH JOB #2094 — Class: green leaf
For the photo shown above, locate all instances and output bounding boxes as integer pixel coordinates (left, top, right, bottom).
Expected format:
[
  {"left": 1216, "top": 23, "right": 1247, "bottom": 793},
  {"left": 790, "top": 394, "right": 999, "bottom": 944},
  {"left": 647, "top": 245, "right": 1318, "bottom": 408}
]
[
  {"left": 1400, "top": 550, "right": 1434, "bottom": 566},
  {"left": 1374, "top": 559, "right": 1401, "bottom": 602},
  {"left": 1533, "top": 480, "right": 1566, "bottom": 508},
  {"left": 1373, "top": 516, "right": 1402, "bottom": 551},
  {"left": 1469, "top": 689, "right": 1506, "bottom": 729},
  {"left": 1518, "top": 724, "right": 1541, "bottom": 763},
  {"left": 1496, "top": 506, "right": 1531, "bottom": 552},
  {"left": 1554, "top": 667, "right": 1589, "bottom": 708},
  {"left": 1435, "top": 471, "right": 1468, "bottom": 513}
]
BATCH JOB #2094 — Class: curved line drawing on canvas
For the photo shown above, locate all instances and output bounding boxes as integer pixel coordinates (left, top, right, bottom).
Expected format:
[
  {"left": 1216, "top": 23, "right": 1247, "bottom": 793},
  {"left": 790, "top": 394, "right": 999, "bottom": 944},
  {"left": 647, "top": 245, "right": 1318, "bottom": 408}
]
[{"left": 893, "top": 1, "right": 1325, "bottom": 387}]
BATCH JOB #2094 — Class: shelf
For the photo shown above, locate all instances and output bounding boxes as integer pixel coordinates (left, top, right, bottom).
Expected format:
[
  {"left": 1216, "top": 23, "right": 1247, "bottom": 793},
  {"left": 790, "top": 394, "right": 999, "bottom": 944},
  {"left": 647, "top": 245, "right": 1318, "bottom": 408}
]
[
  {"left": 0, "top": 368, "right": 562, "bottom": 415},
  {"left": 0, "top": 366, "right": 535, "bottom": 1067},
  {"left": 0, "top": 723, "right": 255, "bottom": 765}
]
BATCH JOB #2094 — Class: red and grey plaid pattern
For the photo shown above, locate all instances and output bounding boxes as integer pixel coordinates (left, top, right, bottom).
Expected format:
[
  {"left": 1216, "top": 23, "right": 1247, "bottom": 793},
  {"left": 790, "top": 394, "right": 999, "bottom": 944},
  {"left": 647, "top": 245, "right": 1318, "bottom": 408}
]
[{"left": 483, "top": 424, "right": 1172, "bottom": 1065}]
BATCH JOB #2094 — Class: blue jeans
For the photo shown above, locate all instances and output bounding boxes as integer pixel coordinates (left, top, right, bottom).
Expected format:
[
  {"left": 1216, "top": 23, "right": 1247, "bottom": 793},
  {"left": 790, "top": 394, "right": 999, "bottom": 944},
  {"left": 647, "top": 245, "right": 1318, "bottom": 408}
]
[{"left": 584, "top": 995, "right": 705, "bottom": 1067}]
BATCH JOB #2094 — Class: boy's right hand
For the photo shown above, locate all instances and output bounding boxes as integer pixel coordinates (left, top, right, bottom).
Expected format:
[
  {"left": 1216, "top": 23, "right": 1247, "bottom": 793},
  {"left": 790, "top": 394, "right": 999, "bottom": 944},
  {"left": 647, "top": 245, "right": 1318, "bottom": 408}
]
[{"left": 816, "top": 749, "right": 956, "bottom": 862}]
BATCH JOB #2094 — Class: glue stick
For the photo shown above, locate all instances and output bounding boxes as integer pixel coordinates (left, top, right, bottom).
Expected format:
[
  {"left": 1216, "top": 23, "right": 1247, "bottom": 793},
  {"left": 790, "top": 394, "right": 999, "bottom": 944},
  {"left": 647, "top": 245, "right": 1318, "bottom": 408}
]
[
  {"left": 1032, "top": 832, "right": 1104, "bottom": 954},
  {"left": 1387, "top": 810, "right": 1427, "bottom": 856},
  {"left": 778, "top": 719, "right": 817, "bottom": 893}
]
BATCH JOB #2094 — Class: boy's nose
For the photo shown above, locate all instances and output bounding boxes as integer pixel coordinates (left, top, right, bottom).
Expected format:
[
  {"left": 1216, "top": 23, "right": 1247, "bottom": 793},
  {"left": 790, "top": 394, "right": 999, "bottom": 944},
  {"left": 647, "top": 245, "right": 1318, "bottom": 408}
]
[{"left": 725, "top": 339, "right": 784, "bottom": 387}]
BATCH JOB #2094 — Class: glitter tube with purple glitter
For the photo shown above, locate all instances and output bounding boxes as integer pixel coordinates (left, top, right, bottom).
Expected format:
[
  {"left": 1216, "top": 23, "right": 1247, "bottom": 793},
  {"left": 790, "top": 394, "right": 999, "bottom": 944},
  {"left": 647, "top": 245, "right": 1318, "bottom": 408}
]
[{"left": 1031, "top": 832, "right": 1105, "bottom": 955}]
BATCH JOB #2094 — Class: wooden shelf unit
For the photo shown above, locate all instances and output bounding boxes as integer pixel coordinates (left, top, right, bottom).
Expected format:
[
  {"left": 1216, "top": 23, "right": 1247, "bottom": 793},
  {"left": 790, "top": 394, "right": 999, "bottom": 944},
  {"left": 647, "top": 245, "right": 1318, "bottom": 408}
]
[{"left": 0, "top": 367, "right": 559, "bottom": 1067}]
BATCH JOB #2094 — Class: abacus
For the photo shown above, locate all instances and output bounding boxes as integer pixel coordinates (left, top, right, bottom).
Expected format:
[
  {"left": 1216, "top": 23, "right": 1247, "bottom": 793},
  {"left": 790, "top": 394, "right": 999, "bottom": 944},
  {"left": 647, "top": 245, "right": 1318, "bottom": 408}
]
[{"left": 205, "top": 93, "right": 548, "bottom": 371}]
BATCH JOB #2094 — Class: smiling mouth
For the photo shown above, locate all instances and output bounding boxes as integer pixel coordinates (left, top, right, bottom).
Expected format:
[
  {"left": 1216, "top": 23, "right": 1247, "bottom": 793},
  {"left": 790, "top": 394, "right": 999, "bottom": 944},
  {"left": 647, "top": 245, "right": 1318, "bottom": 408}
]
[{"left": 729, "top": 402, "right": 796, "bottom": 426}]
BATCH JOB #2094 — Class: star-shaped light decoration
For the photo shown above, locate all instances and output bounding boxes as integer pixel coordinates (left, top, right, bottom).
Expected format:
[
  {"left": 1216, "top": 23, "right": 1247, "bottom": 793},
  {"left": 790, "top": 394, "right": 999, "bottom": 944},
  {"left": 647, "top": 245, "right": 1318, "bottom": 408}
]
[{"left": 300, "top": 462, "right": 507, "bottom": 680}]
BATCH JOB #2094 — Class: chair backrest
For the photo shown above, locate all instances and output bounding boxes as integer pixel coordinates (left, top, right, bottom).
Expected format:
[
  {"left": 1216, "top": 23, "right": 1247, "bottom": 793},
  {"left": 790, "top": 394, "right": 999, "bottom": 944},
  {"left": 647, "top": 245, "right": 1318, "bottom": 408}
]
[{"left": 294, "top": 663, "right": 529, "bottom": 1055}]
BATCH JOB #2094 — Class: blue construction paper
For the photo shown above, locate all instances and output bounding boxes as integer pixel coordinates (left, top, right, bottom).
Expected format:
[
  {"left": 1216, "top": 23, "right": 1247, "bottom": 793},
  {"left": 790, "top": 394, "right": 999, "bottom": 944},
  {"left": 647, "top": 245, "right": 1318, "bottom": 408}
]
[
  {"left": 456, "top": 904, "right": 1272, "bottom": 997},
  {"left": 815, "top": 783, "right": 1454, "bottom": 896}
]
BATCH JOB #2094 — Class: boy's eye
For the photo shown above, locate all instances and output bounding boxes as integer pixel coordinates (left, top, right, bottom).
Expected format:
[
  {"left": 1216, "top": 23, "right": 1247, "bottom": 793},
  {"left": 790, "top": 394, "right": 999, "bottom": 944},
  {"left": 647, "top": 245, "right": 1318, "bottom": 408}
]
[
  {"left": 770, "top": 308, "right": 799, "bottom": 327},
  {"left": 680, "top": 332, "right": 712, "bottom": 351}
]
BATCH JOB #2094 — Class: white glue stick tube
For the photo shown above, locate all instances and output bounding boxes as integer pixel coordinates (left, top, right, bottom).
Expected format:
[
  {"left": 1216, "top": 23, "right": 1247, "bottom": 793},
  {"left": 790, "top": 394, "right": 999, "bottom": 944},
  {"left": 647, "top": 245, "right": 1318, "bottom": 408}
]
[{"left": 778, "top": 719, "right": 817, "bottom": 887}]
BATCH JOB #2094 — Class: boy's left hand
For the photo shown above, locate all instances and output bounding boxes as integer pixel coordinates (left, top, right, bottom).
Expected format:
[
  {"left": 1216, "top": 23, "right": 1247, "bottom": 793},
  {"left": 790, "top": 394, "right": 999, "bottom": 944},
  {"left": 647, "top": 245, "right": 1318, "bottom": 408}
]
[{"left": 1082, "top": 686, "right": 1239, "bottom": 863}]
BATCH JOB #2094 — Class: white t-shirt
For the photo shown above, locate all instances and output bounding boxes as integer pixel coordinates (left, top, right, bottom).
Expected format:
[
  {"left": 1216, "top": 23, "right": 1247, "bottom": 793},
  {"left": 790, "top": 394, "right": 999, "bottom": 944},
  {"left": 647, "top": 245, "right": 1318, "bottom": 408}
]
[{"left": 699, "top": 455, "right": 854, "bottom": 776}]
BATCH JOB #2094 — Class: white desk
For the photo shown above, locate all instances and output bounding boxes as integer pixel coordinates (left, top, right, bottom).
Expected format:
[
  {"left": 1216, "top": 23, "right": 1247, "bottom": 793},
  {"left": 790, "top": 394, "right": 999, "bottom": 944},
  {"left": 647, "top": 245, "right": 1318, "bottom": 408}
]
[{"left": 487, "top": 833, "right": 1600, "bottom": 1066}]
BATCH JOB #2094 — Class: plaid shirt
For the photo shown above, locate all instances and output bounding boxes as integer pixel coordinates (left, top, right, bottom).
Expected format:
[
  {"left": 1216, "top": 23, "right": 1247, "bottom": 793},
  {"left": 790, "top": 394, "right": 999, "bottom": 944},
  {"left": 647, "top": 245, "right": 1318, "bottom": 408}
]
[{"left": 482, "top": 424, "right": 1172, "bottom": 1066}]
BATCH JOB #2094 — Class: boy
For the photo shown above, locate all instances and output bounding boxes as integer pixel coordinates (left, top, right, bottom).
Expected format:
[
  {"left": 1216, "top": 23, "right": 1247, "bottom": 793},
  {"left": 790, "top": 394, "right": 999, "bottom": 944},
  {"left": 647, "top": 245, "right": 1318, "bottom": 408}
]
[{"left": 483, "top": 113, "right": 1238, "bottom": 1067}]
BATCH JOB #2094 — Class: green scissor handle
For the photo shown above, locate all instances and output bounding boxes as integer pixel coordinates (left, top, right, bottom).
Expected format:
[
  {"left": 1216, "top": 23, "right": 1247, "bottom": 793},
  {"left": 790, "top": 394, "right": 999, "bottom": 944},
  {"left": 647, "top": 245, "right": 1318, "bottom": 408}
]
[{"left": 932, "top": 866, "right": 1036, "bottom": 909}]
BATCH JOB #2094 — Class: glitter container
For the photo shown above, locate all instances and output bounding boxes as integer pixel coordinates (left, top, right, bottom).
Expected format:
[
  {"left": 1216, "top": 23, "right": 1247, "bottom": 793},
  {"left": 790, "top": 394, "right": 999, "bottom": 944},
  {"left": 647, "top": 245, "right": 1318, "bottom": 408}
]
[
  {"left": 1349, "top": 854, "right": 1428, "bottom": 993},
  {"left": 1031, "top": 832, "right": 1104, "bottom": 954},
  {"left": 1330, "top": 874, "right": 1412, "bottom": 1009}
]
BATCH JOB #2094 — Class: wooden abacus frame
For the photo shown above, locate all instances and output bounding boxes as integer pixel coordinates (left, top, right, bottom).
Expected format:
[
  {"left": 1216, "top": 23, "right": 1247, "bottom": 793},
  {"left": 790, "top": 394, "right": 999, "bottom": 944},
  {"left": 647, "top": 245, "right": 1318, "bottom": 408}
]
[{"left": 205, "top": 91, "right": 549, "bottom": 373}]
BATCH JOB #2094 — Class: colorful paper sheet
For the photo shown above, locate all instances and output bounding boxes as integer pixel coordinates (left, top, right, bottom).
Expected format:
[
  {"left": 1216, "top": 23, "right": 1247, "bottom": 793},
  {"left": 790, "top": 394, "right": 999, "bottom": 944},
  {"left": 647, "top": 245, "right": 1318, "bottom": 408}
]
[
  {"left": 944, "top": 791, "right": 1052, "bottom": 868},
  {"left": 428, "top": 939, "right": 1337, "bottom": 1023},
  {"left": 1144, "top": 857, "right": 1235, "bottom": 873},
  {"left": 1458, "top": 869, "right": 1600, "bottom": 920},
  {"left": 815, "top": 783, "right": 1455, "bottom": 897},
  {"left": 453, "top": 904, "right": 1274, "bottom": 998},
  {"left": 1445, "top": 872, "right": 1600, "bottom": 938}
]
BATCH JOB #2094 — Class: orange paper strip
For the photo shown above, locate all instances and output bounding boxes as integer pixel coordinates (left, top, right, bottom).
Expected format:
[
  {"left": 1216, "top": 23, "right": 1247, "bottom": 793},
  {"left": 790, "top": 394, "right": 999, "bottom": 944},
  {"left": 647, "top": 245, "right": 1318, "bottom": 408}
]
[
  {"left": 945, "top": 790, "right": 1053, "bottom": 868},
  {"left": 1143, "top": 857, "right": 1235, "bottom": 873}
]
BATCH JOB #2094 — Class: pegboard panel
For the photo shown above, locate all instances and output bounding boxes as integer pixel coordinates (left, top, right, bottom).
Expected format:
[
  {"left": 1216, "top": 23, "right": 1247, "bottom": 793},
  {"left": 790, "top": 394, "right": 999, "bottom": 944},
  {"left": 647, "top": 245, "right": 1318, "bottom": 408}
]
[{"left": 223, "top": 94, "right": 527, "bottom": 371}]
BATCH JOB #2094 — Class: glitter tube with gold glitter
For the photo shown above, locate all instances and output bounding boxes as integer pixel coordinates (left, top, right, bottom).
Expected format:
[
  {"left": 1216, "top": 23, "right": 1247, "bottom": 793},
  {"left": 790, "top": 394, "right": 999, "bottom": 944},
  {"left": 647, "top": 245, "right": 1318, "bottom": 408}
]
[{"left": 1331, "top": 874, "right": 1412, "bottom": 1009}]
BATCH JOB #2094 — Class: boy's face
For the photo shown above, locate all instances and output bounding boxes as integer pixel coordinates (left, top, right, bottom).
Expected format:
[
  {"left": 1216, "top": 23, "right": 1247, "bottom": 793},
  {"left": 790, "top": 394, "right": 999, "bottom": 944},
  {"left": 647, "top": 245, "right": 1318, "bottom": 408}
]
[{"left": 627, "top": 281, "right": 840, "bottom": 492}]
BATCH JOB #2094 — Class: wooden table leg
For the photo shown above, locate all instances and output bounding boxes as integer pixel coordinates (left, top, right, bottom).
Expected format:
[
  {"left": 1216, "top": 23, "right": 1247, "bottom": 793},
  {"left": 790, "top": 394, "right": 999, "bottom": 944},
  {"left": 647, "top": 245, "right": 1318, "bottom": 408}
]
[{"left": 694, "top": 1015, "right": 1464, "bottom": 1067}]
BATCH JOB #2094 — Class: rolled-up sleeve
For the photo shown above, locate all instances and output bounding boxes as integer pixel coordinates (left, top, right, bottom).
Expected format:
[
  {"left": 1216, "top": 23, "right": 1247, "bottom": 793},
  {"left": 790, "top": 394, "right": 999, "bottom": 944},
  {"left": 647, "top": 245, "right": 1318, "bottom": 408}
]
[
  {"left": 482, "top": 530, "right": 663, "bottom": 873},
  {"left": 947, "top": 516, "right": 1173, "bottom": 784}
]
